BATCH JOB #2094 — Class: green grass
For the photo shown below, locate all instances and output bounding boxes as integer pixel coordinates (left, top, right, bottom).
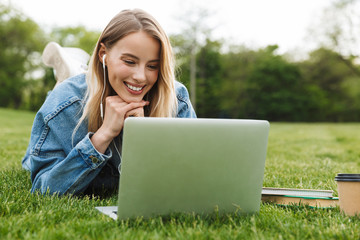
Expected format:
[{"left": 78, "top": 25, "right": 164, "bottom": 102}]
[{"left": 1, "top": 107, "right": 360, "bottom": 239}]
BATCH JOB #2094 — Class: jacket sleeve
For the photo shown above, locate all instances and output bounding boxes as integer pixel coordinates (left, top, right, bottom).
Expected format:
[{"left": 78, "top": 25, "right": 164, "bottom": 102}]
[
  {"left": 175, "top": 81, "right": 197, "bottom": 118},
  {"left": 22, "top": 96, "right": 112, "bottom": 195}
]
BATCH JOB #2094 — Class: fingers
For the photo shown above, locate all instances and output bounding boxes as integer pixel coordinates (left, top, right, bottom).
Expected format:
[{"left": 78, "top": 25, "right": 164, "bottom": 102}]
[
  {"left": 125, "top": 107, "right": 145, "bottom": 118},
  {"left": 101, "top": 96, "right": 149, "bottom": 137},
  {"left": 121, "top": 101, "right": 149, "bottom": 114},
  {"left": 96, "top": 95, "right": 149, "bottom": 145}
]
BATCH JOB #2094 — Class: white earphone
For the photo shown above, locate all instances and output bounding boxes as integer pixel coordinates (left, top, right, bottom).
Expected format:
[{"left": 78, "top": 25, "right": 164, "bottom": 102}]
[
  {"left": 100, "top": 54, "right": 106, "bottom": 120},
  {"left": 102, "top": 54, "right": 106, "bottom": 69},
  {"left": 100, "top": 54, "right": 122, "bottom": 173}
]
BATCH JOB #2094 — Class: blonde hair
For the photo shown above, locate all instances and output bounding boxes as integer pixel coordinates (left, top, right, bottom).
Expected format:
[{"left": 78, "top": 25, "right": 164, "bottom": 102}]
[{"left": 79, "top": 9, "right": 177, "bottom": 133}]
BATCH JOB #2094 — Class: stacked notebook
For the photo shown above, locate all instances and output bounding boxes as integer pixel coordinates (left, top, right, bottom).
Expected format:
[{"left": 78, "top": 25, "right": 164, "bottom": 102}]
[{"left": 261, "top": 187, "right": 339, "bottom": 208}]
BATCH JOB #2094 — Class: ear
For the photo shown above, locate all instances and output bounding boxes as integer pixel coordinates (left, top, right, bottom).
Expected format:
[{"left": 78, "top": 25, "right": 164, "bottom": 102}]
[{"left": 98, "top": 43, "right": 107, "bottom": 64}]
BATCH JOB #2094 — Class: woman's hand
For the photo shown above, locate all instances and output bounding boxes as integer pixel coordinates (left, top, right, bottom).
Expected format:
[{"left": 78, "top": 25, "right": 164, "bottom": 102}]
[{"left": 91, "top": 95, "right": 149, "bottom": 153}]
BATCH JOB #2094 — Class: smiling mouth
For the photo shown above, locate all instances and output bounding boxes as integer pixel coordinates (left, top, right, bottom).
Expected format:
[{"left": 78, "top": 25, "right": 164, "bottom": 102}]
[{"left": 124, "top": 82, "right": 145, "bottom": 92}]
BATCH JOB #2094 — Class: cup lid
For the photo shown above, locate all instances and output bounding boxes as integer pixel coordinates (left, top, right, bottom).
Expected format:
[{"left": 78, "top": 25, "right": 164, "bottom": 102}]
[
  {"left": 336, "top": 173, "right": 360, "bottom": 177},
  {"left": 335, "top": 178, "right": 360, "bottom": 182},
  {"left": 335, "top": 173, "right": 360, "bottom": 182}
]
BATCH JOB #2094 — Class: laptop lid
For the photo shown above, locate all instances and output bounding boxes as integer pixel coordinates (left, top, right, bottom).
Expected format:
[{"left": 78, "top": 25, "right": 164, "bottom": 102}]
[{"left": 117, "top": 118, "right": 269, "bottom": 219}]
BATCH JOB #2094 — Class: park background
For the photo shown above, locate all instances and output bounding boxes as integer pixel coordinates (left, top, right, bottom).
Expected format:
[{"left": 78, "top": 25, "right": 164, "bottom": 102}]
[
  {"left": 2, "top": 0, "right": 360, "bottom": 122},
  {"left": 2, "top": 1, "right": 360, "bottom": 239}
]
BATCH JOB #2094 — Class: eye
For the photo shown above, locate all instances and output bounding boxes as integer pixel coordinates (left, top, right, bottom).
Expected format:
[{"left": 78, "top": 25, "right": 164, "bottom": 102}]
[
  {"left": 147, "top": 64, "right": 159, "bottom": 70},
  {"left": 123, "top": 59, "right": 135, "bottom": 65}
]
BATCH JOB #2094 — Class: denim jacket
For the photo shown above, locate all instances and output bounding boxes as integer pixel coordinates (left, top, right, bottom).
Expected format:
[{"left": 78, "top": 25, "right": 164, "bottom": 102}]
[{"left": 22, "top": 74, "right": 196, "bottom": 195}]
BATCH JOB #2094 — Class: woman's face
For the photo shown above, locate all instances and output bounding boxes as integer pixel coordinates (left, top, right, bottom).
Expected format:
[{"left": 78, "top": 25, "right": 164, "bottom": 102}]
[{"left": 103, "top": 31, "right": 160, "bottom": 103}]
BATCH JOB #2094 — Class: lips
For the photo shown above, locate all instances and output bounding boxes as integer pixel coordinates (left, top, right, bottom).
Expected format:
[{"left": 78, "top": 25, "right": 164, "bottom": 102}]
[{"left": 124, "top": 82, "right": 145, "bottom": 94}]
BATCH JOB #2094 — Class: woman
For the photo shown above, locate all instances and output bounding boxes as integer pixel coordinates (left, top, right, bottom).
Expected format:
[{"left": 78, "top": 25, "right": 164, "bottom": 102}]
[{"left": 22, "top": 9, "right": 196, "bottom": 196}]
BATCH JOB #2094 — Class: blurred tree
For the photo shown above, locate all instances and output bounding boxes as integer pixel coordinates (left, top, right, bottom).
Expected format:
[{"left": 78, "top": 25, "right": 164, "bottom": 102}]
[
  {"left": 303, "top": 0, "right": 360, "bottom": 121},
  {"left": 218, "top": 45, "right": 259, "bottom": 118},
  {"left": 50, "top": 26, "right": 100, "bottom": 54},
  {"left": 0, "top": 4, "right": 101, "bottom": 111},
  {"left": 0, "top": 3, "right": 45, "bottom": 109},
  {"left": 22, "top": 68, "right": 55, "bottom": 111},
  {"left": 242, "top": 46, "right": 313, "bottom": 121},
  {"left": 172, "top": 5, "right": 215, "bottom": 111},
  {"left": 308, "top": 0, "right": 360, "bottom": 71},
  {"left": 218, "top": 45, "right": 327, "bottom": 121},
  {"left": 300, "top": 47, "right": 360, "bottom": 121},
  {"left": 196, "top": 39, "right": 222, "bottom": 118},
  {"left": 170, "top": 34, "right": 191, "bottom": 89}
]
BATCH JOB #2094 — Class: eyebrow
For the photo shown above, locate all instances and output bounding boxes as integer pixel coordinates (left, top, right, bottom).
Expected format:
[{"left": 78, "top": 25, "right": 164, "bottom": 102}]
[{"left": 122, "top": 53, "right": 160, "bottom": 63}]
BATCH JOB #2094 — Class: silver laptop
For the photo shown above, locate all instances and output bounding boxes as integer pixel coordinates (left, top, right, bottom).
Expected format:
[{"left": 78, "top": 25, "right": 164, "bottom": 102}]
[{"left": 96, "top": 118, "right": 270, "bottom": 220}]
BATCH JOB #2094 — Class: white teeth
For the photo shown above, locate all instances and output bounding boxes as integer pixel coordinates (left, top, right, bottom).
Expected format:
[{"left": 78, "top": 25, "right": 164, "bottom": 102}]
[{"left": 125, "top": 83, "right": 143, "bottom": 91}]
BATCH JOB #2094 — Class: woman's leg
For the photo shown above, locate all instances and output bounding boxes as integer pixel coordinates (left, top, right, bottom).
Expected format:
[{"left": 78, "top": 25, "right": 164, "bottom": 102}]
[{"left": 42, "top": 42, "right": 90, "bottom": 87}]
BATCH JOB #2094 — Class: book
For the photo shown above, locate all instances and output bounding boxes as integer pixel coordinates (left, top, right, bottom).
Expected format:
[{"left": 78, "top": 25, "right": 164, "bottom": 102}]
[
  {"left": 261, "top": 195, "right": 339, "bottom": 208},
  {"left": 261, "top": 187, "right": 339, "bottom": 208},
  {"left": 262, "top": 187, "right": 334, "bottom": 198}
]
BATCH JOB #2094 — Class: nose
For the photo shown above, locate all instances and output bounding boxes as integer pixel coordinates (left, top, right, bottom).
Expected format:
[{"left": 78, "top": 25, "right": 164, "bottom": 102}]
[{"left": 132, "top": 66, "right": 146, "bottom": 83}]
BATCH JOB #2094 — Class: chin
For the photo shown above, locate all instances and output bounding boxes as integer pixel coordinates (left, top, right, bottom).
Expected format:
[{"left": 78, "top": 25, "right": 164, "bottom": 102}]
[{"left": 122, "top": 95, "right": 145, "bottom": 103}]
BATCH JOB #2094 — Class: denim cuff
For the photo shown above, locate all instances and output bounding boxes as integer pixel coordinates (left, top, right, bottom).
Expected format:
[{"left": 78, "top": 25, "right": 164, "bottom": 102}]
[{"left": 76, "top": 132, "right": 112, "bottom": 169}]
